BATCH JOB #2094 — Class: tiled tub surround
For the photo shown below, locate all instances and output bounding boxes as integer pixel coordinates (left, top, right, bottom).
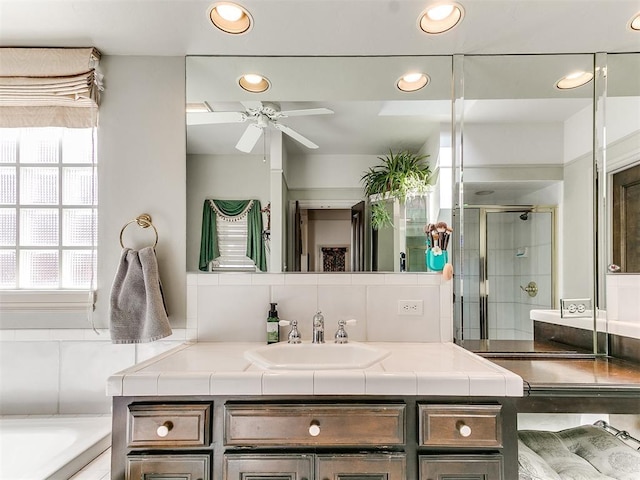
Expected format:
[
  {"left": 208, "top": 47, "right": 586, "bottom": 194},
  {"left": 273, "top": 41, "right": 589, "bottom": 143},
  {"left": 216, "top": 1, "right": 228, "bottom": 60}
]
[
  {"left": 0, "top": 330, "right": 185, "bottom": 415},
  {"left": 108, "top": 342, "right": 523, "bottom": 397},
  {"left": 186, "top": 272, "right": 454, "bottom": 343}
]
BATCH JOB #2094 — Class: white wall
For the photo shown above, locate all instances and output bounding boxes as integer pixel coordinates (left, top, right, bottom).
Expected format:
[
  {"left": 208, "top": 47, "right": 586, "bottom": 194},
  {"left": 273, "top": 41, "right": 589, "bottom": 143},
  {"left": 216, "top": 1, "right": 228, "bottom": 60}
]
[
  {"left": 98, "top": 55, "right": 186, "bottom": 328},
  {"left": 561, "top": 155, "right": 594, "bottom": 299},
  {"left": 0, "top": 55, "right": 188, "bottom": 414},
  {"left": 464, "top": 123, "right": 564, "bottom": 166}
]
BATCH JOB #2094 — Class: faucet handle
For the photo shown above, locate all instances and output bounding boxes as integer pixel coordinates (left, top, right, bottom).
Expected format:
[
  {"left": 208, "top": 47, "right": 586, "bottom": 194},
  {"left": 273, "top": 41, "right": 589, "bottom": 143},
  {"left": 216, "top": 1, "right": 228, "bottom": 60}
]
[
  {"left": 334, "top": 319, "right": 357, "bottom": 344},
  {"left": 279, "top": 319, "right": 302, "bottom": 344}
]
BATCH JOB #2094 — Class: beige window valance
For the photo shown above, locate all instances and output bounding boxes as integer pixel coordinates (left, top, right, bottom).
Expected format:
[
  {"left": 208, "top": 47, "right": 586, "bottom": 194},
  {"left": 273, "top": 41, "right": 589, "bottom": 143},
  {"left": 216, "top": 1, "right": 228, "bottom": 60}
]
[{"left": 0, "top": 47, "right": 103, "bottom": 128}]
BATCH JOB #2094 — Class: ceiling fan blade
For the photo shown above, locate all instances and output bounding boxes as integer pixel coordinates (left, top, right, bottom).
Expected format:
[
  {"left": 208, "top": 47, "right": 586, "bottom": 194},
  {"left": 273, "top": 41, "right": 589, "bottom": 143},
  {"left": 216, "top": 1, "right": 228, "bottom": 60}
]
[
  {"left": 273, "top": 123, "right": 319, "bottom": 149},
  {"left": 235, "top": 123, "right": 264, "bottom": 153},
  {"left": 241, "top": 101, "right": 264, "bottom": 111},
  {"left": 187, "top": 111, "right": 246, "bottom": 125},
  {"left": 279, "top": 107, "right": 334, "bottom": 117}
]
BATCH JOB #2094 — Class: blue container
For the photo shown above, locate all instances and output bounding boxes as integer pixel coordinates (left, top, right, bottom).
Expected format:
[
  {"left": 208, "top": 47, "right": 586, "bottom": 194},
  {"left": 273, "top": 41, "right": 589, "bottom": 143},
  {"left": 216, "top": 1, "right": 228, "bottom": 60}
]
[{"left": 426, "top": 249, "right": 448, "bottom": 271}]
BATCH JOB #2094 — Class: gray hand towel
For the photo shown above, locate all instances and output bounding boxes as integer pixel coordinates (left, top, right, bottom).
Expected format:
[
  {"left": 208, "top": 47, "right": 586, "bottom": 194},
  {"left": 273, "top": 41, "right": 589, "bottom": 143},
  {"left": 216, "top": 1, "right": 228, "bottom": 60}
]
[{"left": 109, "top": 247, "right": 172, "bottom": 344}]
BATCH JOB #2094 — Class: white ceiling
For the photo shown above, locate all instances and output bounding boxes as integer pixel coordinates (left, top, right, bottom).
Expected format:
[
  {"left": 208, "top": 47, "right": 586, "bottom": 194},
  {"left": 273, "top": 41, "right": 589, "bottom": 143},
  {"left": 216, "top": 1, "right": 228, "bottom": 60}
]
[
  {"left": 2, "top": 0, "right": 639, "bottom": 56},
  {"left": 2, "top": 0, "right": 639, "bottom": 195}
]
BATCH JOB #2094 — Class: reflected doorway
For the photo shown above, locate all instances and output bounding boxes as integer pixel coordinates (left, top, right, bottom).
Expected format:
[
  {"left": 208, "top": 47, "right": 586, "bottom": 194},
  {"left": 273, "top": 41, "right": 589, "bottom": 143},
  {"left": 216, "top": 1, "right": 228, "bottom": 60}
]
[
  {"left": 292, "top": 201, "right": 366, "bottom": 272},
  {"left": 462, "top": 207, "right": 555, "bottom": 341},
  {"left": 613, "top": 163, "right": 640, "bottom": 273}
]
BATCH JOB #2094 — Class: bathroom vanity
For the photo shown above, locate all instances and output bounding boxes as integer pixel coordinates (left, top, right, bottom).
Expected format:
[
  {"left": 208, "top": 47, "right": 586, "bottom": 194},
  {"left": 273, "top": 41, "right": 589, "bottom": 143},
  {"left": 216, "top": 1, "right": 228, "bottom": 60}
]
[{"left": 108, "top": 342, "right": 523, "bottom": 480}]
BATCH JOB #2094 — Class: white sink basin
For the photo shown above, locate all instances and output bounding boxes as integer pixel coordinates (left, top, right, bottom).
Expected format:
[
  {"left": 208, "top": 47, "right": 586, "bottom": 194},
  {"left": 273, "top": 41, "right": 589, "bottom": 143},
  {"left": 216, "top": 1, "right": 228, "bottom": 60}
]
[{"left": 244, "top": 342, "right": 390, "bottom": 370}]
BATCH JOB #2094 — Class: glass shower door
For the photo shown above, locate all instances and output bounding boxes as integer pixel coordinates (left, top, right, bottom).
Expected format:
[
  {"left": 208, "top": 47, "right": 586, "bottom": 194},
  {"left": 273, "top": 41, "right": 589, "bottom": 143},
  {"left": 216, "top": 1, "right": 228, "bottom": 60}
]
[{"left": 484, "top": 210, "right": 553, "bottom": 340}]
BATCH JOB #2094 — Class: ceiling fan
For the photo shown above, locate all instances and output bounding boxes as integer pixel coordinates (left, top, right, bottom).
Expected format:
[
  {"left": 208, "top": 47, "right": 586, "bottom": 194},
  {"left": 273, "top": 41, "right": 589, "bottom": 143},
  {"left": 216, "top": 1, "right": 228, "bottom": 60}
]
[{"left": 187, "top": 101, "right": 334, "bottom": 153}]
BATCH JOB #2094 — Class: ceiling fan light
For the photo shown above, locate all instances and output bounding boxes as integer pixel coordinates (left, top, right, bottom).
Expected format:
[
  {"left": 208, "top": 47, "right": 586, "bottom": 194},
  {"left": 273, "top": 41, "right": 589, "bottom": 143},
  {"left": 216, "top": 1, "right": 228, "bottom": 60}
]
[
  {"left": 209, "top": 2, "right": 252, "bottom": 34},
  {"left": 419, "top": 2, "right": 464, "bottom": 34},
  {"left": 555, "top": 71, "right": 593, "bottom": 89},
  {"left": 238, "top": 74, "right": 271, "bottom": 93},
  {"left": 397, "top": 73, "right": 429, "bottom": 92},
  {"left": 630, "top": 12, "right": 640, "bottom": 31}
]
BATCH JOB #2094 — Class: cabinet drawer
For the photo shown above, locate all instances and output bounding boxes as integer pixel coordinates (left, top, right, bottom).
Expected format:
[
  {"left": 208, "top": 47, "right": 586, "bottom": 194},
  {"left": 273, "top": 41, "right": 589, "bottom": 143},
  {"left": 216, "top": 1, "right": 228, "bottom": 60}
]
[
  {"left": 127, "top": 403, "right": 211, "bottom": 447},
  {"left": 418, "top": 404, "right": 502, "bottom": 448},
  {"left": 225, "top": 403, "right": 405, "bottom": 447}
]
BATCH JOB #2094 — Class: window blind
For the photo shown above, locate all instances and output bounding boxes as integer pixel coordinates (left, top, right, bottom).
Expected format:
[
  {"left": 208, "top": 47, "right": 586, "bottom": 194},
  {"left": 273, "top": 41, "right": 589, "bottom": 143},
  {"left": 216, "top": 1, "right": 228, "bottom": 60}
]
[{"left": 0, "top": 47, "right": 102, "bottom": 128}]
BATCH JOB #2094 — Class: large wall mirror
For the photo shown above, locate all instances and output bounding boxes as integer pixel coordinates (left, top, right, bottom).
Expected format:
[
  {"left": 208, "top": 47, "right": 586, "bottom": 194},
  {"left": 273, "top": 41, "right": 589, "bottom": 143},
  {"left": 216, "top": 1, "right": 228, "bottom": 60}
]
[
  {"left": 606, "top": 53, "right": 640, "bottom": 274},
  {"left": 454, "top": 54, "right": 598, "bottom": 353},
  {"left": 186, "top": 53, "right": 612, "bottom": 354},
  {"left": 186, "top": 56, "right": 453, "bottom": 274}
]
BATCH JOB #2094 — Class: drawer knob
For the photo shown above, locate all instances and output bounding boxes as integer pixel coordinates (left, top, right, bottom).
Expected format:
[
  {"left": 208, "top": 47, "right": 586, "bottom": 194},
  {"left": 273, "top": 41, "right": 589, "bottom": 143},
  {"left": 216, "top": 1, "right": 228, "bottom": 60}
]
[
  {"left": 156, "top": 421, "right": 173, "bottom": 437},
  {"left": 457, "top": 421, "right": 472, "bottom": 437},
  {"left": 309, "top": 420, "right": 321, "bottom": 437}
]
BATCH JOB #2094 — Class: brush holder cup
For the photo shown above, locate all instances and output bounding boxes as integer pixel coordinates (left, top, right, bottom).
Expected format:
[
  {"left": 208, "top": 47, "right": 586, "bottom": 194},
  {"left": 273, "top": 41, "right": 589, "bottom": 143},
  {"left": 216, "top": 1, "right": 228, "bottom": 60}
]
[{"left": 426, "top": 249, "right": 448, "bottom": 272}]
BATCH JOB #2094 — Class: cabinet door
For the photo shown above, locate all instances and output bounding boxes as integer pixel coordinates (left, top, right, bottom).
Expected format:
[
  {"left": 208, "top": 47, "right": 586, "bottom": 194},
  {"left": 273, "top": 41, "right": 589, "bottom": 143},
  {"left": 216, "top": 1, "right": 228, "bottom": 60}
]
[
  {"left": 316, "top": 453, "right": 406, "bottom": 480},
  {"left": 126, "top": 453, "right": 210, "bottom": 480},
  {"left": 224, "top": 453, "right": 313, "bottom": 480},
  {"left": 419, "top": 455, "right": 502, "bottom": 480}
]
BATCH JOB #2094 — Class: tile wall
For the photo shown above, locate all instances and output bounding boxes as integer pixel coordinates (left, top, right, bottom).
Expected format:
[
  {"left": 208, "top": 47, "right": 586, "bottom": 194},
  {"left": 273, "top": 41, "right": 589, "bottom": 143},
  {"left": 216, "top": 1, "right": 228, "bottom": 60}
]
[
  {"left": 0, "top": 330, "right": 184, "bottom": 414},
  {"left": 1, "top": 272, "right": 453, "bottom": 414},
  {"left": 187, "top": 272, "right": 453, "bottom": 344}
]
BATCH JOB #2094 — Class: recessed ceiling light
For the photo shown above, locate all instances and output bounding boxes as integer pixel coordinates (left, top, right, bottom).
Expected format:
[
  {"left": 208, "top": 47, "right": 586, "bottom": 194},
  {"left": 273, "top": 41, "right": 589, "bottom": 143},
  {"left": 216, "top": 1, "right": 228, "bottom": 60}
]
[
  {"left": 238, "top": 74, "right": 270, "bottom": 93},
  {"left": 419, "top": 2, "right": 464, "bottom": 34},
  {"left": 396, "top": 72, "right": 430, "bottom": 92},
  {"left": 630, "top": 12, "right": 640, "bottom": 31},
  {"left": 555, "top": 71, "right": 594, "bottom": 90},
  {"left": 209, "top": 2, "right": 252, "bottom": 34}
]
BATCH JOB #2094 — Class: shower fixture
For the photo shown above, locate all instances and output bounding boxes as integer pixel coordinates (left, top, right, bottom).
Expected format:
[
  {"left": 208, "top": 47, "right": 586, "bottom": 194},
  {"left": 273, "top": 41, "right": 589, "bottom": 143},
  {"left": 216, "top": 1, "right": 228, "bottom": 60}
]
[{"left": 519, "top": 212, "right": 529, "bottom": 221}]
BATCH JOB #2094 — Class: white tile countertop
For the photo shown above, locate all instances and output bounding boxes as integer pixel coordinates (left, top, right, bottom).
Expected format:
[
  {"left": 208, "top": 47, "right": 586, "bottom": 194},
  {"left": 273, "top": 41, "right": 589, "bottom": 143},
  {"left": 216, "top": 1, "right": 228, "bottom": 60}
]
[{"left": 107, "top": 342, "right": 523, "bottom": 397}]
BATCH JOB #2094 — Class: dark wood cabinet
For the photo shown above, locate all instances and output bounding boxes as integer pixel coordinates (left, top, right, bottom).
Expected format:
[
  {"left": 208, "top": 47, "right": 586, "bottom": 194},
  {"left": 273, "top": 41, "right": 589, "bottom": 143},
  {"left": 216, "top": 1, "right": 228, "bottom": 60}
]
[
  {"left": 419, "top": 454, "right": 503, "bottom": 480},
  {"left": 126, "top": 453, "right": 211, "bottom": 480},
  {"left": 111, "top": 396, "right": 518, "bottom": 480}
]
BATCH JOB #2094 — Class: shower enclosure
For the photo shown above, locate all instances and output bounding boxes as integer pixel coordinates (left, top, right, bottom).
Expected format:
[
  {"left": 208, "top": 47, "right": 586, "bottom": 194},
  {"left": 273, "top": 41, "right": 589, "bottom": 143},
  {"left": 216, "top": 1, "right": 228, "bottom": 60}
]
[{"left": 461, "top": 206, "right": 555, "bottom": 341}]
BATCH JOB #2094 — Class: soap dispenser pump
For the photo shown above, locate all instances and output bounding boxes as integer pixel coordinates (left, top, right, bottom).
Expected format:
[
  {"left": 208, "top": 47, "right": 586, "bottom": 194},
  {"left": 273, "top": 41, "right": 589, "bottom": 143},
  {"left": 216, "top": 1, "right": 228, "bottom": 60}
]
[{"left": 267, "top": 302, "right": 279, "bottom": 344}]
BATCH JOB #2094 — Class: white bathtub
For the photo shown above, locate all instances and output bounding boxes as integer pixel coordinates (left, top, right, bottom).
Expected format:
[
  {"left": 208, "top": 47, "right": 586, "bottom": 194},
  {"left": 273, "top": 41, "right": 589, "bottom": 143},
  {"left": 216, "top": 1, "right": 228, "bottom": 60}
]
[{"left": 0, "top": 415, "right": 111, "bottom": 480}]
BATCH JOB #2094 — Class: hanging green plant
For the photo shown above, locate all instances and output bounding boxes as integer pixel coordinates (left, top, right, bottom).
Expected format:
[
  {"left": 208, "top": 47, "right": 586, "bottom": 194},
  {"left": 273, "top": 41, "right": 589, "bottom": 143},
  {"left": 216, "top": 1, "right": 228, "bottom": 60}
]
[
  {"left": 361, "top": 150, "right": 432, "bottom": 202},
  {"left": 370, "top": 201, "right": 394, "bottom": 230}
]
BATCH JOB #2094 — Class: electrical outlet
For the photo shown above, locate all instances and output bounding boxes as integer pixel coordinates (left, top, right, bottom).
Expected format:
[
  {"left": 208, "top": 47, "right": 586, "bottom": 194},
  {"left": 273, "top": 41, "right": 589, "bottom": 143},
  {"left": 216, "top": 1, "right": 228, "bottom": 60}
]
[
  {"left": 397, "top": 300, "right": 423, "bottom": 316},
  {"left": 560, "top": 298, "right": 592, "bottom": 318}
]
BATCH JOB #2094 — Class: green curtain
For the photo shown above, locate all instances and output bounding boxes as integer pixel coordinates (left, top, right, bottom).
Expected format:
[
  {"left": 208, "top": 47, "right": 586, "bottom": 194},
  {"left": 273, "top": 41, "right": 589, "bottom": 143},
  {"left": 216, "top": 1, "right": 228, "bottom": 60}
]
[{"left": 199, "top": 199, "right": 267, "bottom": 272}]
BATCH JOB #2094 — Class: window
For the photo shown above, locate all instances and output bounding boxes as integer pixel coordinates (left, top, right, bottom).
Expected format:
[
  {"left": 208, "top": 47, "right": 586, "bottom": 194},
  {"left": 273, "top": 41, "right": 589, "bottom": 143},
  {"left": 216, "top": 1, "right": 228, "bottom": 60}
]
[{"left": 0, "top": 127, "right": 97, "bottom": 290}]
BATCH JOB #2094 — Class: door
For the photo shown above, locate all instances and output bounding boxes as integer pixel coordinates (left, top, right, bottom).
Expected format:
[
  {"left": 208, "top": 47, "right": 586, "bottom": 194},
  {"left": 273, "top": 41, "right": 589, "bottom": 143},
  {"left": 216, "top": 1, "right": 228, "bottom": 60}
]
[
  {"left": 316, "top": 453, "right": 406, "bottom": 480},
  {"left": 462, "top": 208, "right": 554, "bottom": 341},
  {"left": 351, "top": 201, "right": 366, "bottom": 271},
  {"left": 294, "top": 201, "right": 302, "bottom": 271},
  {"left": 419, "top": 455, "right": 502, "bottom": 480},
  {"left": 126, "top": 454, "right": 211, "bottom": 480},
  {"left": 224, "top": 454, "right": 313, "bottom": 480},
  {"left": 613, "top": 163, "right": 640, "bottom": 273}
]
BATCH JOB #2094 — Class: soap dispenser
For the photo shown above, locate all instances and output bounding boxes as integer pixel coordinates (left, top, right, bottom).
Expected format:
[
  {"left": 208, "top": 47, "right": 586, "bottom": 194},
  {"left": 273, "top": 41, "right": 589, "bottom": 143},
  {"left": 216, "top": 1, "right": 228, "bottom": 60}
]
[{"left": 267, "top": 302, "right": 279, "bottom": 344}]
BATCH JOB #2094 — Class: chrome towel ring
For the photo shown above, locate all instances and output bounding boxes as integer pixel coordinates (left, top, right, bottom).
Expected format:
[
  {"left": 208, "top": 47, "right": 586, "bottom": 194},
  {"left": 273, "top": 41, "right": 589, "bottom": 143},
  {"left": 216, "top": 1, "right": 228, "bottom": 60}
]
[{"left": 119, "top": 213, "right": 158, "bottom": 248}]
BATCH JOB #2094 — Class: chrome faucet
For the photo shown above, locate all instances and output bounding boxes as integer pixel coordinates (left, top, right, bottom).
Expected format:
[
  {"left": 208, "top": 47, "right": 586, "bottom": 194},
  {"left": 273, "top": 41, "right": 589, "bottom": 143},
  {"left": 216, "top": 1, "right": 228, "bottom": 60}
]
[
  {"left": 312, "top": 311, "right": 325, "bottom": 344},
  {"left": 334, "top": 319, "right": 357, "bottom": 344}
]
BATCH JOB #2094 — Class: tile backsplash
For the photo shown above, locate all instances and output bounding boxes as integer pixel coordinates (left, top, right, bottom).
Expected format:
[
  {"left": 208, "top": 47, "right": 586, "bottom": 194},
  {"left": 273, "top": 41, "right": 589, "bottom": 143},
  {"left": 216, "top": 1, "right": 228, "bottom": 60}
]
[{"left": 187, "top": 272, "right": 453, "bottom": 344}]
